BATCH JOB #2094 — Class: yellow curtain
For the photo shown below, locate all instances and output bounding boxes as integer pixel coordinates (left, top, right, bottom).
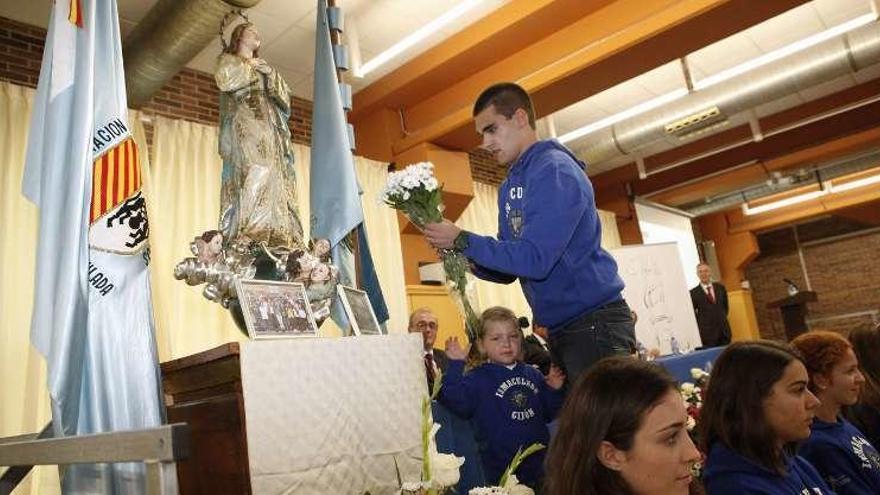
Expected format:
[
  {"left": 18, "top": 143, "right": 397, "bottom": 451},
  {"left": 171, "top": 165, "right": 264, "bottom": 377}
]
[
  {"left": 353, "top": 156, "right": 408, "bottom": 333},
  {"left": 599, "top": 209, "right": 622, "bottom": 249},
  {"left": 455, "top": 181, "right": 533, "bottom": 324},
  {"left": 0, "top": 82, "right": 411, "bottom": 491},
  {"left": 146, "top": 116, "right": 246, "bottom": 361},
  {"left": 0, "top": 81, "right": 60, "bottom": 495},
  {"left": 145, "top": 117, "right": 409, "bottom": 352}
]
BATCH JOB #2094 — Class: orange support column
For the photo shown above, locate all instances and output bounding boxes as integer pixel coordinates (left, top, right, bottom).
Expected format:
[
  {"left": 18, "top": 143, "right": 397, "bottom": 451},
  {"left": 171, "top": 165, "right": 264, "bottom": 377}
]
[{"left": 698, "top": 211, "right": 761, "bottom": 341}]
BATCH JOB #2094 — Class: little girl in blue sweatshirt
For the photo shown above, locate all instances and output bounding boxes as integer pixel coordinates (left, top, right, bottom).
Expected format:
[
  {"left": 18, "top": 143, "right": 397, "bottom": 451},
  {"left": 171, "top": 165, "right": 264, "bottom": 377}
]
[{"left": 438, "top": 307, "right": 565, "bottom": 489}]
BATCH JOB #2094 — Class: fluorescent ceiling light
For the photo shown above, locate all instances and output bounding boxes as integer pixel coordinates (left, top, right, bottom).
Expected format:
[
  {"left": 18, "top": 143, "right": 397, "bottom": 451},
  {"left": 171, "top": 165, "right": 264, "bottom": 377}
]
[
  {"left": 829, "top": 173, "right": 880, "bottom": 193},
  {"left": 694, "top": 12, "right": 878, "bottom": 90},
  {"left": 558, "top": 88, "right": 688, "bottom": 144},
  {"left": 357, "top": 0, "right": 484, "bottom": 77},
  {"left": 742, "top": 171, "right": 880, "bottom": 216},
  {"left": 742, "top": 189, "right": 827, "bottom": 216}
]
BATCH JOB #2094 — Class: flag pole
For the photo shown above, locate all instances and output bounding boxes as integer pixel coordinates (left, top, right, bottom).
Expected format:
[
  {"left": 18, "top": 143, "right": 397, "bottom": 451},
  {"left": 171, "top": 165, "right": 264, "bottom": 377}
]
[{"left": 326, "top": 0, "right": 363, "bottom": 288}]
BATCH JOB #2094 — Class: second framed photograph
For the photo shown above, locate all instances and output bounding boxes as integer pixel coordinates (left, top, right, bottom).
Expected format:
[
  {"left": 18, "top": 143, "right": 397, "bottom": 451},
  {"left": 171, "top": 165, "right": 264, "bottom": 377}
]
[
  {"left": 337, "top": 285, "right": 384, "bottom": 336},
  {"left": 235, "top": 279, "right": 319, "bottom": 339}
]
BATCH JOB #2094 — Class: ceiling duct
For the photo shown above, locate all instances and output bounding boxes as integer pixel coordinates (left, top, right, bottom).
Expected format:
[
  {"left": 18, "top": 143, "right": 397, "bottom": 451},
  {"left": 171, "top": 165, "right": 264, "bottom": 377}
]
[
  {"left": 123, "top": 0, "right": 261, "bottom": 108},
  {"left": 576, "top": 21, "right": 880, "bottom": 167},
  {"left": 682, "top": 148, "right": 880, "bottom": 217}
]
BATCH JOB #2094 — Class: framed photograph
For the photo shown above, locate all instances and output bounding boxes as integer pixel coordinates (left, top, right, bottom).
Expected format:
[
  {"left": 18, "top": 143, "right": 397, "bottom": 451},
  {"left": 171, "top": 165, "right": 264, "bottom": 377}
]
[
  {"left": 235, "top": 279, "right": 319, "bottom": 339},
  {"left": 337, "top": 285, "right": 384, "bottom": 336}
]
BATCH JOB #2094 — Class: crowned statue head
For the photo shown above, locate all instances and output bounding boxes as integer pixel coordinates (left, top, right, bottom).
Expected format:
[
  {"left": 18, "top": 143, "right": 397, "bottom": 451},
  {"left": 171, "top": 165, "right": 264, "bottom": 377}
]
[{"left": 224, "top": 22, "right": 260, "bottom": 58}]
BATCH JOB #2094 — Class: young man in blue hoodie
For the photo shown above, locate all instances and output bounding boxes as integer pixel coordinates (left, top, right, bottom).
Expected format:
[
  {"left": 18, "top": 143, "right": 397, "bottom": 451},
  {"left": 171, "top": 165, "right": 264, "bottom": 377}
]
[{"left": 424, "top": 82, "right": 635, "bottom": 382}]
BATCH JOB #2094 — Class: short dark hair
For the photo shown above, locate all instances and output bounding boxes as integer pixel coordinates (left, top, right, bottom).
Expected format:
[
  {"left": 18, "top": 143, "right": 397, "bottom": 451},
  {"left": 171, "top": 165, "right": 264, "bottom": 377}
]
[
  {"left": 544, "top": 357, "right": 677, "bottom": 495},
  {"left": 473, "top": 82, "right": 536, "bottom": 129},
  {"left": 700, "top": 340, "right": 804, "bottom": 474}
]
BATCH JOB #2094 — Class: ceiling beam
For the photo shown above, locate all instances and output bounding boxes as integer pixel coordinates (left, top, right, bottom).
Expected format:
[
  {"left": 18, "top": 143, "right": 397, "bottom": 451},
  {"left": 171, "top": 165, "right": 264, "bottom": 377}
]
[
  {"left": 351, "top": 0, "right": 808, "bottom": 159},
  {"left": 725, "top": 180, "right": 880, "bottom": 234},
  {"left": 587, "top": 78, "right": 880, "bottom": 204},
  {"left": 646, "top": 126, "right": 880, "bottom": 206},
  {"left": 349, "top": 0, "right": 610, "bottom": 121}
]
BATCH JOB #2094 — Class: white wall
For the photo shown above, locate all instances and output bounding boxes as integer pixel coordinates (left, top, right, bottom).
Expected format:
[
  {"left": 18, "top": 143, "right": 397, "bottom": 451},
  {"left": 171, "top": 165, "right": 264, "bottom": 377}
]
[{"left": 635, "top": 201, "right": 701, "bottom": 288}]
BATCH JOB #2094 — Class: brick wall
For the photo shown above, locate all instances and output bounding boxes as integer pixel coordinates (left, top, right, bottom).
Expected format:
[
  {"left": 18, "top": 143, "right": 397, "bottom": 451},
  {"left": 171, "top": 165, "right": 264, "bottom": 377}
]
[
  {"left": 1, "top": 15, "right": 510, "bottom": 190},
  {"left": 0, "top": 17, "right": 43, "bottom": 87},
  {"left": 0, "top": 16, "right": 313, "bottom": 149},
  {"left": 469, "top": 148, "right": 505, "bottom": 186},
  {"left": 746, "top": 217, "right": 880, "bottom": 340}
]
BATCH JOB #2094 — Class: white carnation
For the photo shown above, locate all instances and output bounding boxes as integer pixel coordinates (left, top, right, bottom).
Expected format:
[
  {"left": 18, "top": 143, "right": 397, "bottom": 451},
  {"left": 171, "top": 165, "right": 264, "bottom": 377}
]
[{"left": 422, "top": 177, "right": 439, "bottom": 191}]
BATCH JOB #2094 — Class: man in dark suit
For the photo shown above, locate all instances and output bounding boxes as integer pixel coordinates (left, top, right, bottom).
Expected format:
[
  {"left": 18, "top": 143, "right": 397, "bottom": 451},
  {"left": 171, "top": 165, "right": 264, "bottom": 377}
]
[
  {"left": 522, "top": 322, "right": 552, "bottom": 375},
  {"left": 690, "top": 263, "right": 732, "bottom": 347},
  {"left": 408, "top": 307, "right": 448, "bottom": 391}
]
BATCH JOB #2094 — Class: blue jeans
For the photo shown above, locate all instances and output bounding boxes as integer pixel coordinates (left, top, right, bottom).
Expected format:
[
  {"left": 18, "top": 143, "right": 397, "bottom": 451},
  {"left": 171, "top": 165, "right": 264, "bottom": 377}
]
[{"left": 548, "top": 300, "right": 636, "bottom": 385}]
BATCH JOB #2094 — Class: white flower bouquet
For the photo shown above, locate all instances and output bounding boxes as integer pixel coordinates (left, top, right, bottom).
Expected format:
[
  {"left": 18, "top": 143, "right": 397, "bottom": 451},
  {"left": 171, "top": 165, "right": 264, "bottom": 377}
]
[
  {"left": 381, "top": 162, "right": 480, "bottom": 341},
  {"left": 398, "top": 393, "right": 465, "bottom": 495},
  {"left": 468, "top": 443, "right": 544, "bottom": 495},
  {"left": 680, "top": 367, "right": 710, "bottom": 477}
]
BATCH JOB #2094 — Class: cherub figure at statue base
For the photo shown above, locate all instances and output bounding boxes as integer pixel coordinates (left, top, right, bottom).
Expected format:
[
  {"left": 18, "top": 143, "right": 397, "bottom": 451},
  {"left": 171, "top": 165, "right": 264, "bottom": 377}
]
[{"left": 174, "top": 231, "right": 339, "bottom": 334}]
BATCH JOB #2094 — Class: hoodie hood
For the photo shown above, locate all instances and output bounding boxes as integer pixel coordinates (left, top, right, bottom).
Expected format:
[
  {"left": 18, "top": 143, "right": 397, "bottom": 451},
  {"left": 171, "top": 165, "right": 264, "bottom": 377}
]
[{"left": 511, "top": 139, "right": 586, "bottom": 174}]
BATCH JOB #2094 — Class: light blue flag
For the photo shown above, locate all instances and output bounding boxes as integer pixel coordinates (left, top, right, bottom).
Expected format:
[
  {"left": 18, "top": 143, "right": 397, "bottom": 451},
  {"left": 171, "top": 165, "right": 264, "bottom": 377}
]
[
  {"left": 311, "top": 0, "right": 389, "bottom": 328},
  {"left": 23, "top": 1, "right": 163, "bottom": 492}
]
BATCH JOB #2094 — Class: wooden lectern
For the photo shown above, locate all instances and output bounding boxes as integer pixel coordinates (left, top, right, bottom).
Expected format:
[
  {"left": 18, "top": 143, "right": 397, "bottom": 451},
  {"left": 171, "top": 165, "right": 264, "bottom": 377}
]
[
  {"left": 767, "top": 291, "right": 818, "bottom": 341},
  {"left": 160, "top": 343, "right": 250, "bottom": 494}
]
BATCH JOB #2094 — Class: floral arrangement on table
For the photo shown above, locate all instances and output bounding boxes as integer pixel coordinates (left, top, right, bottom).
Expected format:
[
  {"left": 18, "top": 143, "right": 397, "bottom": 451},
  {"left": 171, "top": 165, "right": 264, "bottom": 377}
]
[
  {"left": 398, "top": 374, "right": 465, "bottom": 495},
  {"left": 681, "top": 367, "right": 710, "bottom": 477},
  {"left": 380, "top": 162, "right": 480, "bottom": 342},
  {"left": 468, "top": 443, "right": 545, "bottom": 495}
]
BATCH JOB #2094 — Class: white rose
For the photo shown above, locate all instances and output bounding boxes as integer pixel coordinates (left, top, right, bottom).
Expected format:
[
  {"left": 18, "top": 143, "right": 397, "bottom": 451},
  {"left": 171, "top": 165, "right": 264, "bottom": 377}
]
[
  {"left": 431, "top": 452, "right": 464, "bottom": 489},
  {"left": 503, "top": 474, "right": 535, "bottom": 495},
  {"left": 680, "top": 382, "right": 695, "bottom": 395},
  {"left": 691, "top": 368, "right": 709, "bottom": 380},
  {"left": 686, "top": 416, "right": 696, "bottom": 431}
]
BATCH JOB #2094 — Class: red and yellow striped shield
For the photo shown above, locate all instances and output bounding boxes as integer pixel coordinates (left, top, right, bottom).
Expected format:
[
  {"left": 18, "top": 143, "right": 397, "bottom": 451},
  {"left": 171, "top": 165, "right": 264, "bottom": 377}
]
[
  {"left": 68, "top": 0, "right": 83, "bottom": 28},
  {"left": 89, "top": 137, "right": 142, "bottom": 225}
]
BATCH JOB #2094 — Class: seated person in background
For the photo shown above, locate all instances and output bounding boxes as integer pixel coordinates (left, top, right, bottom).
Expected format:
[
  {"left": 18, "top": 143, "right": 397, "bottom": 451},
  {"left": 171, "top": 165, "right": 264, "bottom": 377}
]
[
  {"left": 543, "top": 357, "right": 701, "bottom": 495},
  {"left": 408, "top": 307, "right": 448, "bottom": 391},
  {"left": 700, "top": 341, "right": 833, "bottom": 494},
  {"left": 522, "top": 320, "right": 552, "bottom": 376},
  {"left": 439, "top": 306, "right": 565, "bottom": 489},
  {"left": 847, "top": 323, "right": 880, "bottom": 448},
  {"left": 792, "top": 330, "right": 880, "bottom": 494}
]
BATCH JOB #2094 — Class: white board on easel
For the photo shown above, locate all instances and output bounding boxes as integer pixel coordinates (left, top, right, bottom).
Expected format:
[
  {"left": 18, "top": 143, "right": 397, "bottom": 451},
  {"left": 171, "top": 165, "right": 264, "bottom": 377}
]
[{"left": 610, "top": 242, "right": 702, "bottom": 355}]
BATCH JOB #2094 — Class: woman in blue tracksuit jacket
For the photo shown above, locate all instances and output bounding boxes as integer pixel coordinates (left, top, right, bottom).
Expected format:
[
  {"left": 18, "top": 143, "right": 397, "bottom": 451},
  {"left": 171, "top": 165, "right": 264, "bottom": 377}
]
[
  {"left": 700, "top": 341, "right": 834, "bottom": 494},
  {"left": 793, "top": 331, "right": 880, "bottom": 494}
]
